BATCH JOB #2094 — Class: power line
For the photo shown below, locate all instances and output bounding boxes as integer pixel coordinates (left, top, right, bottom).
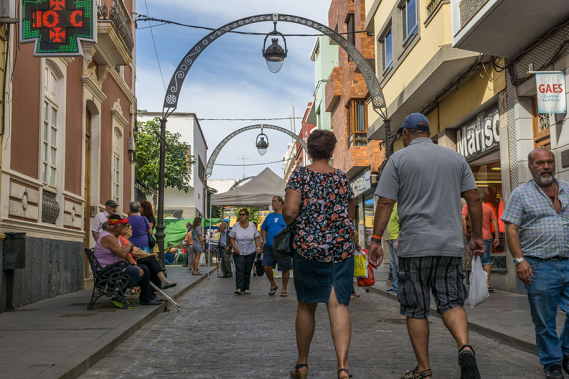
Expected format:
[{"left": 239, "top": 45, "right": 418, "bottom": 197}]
[
  {"left": 142, "top": 1, "right": 166, "bottom": 90},
  {"left": 198, "top": 117, "right": 303, "bottom": 121},
  {"left": 217, "top": 158, "right": 293, "bottom": 166},
  {"left": 135, "top": 16, "right": 370, "bottom": 37}
]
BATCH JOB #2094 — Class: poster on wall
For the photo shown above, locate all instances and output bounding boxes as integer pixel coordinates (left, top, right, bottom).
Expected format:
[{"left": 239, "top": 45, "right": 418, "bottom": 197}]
[
  {"left": 20, "top": 0, "right": 96, "bottom": 57},
  {"left": 536, "top": 71, "right": 566, "bottom": 114}
]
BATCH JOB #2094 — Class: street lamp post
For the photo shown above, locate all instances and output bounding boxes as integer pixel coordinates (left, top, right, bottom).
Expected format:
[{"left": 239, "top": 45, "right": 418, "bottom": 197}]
[
  {"left": 262, "top": 21, "right": 288, "bottom": 73},
  {"left": 256, "top": 128, "right": 269, "bottom": 155},
  {"left": 155, "top": 117, "right": 167, "bottom": 269}
]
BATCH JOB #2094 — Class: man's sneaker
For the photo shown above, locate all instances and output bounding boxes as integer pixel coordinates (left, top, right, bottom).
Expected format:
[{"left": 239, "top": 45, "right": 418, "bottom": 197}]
[
  {"left": 386, "top": 288, "right": 398, "bottom": 293},
  {"left": 563, "top": 356, "right": 569, "bottom": 375},
  {"left": 546, "top": 365, "right": 564, "bottom": 378}
]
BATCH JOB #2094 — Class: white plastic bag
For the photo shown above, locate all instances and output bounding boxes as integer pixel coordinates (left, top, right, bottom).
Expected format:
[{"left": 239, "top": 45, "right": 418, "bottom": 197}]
[
  {"left": 469, "top": 258, "right": 489, "bottom": 308},
  {"left": 199, "top": 253, "right": 206, "bottom": 266}
]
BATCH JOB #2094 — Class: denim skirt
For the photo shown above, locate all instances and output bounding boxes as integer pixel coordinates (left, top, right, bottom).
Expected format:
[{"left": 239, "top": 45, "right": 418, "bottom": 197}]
[{"left": 293, "top": 252, "right": 354, "bottom": 306}]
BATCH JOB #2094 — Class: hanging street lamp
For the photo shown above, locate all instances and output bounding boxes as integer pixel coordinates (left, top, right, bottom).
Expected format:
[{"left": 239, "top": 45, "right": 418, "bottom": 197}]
[
  {"left": 256, "top": 127, "right": 269, "bottom": 155},
  {"left": 262, "top": 21, "right": 288, "bottom": 73}
]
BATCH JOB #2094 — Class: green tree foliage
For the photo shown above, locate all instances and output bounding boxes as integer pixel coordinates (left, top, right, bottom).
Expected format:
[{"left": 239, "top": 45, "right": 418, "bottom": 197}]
[
  {"left": 234, "top": 207, "right": 261, "bottom": 225},
  {"left": 135, "top": 117, "right": 196, "bottom": 193}
]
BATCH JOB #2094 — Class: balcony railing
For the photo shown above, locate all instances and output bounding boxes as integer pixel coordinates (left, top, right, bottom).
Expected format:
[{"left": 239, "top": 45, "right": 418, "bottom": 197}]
[{"left": 98, "top": 4, "right": 134, "bottom": 52}]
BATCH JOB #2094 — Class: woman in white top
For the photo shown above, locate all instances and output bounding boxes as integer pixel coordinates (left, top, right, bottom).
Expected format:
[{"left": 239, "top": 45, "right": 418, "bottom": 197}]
[{"left": 230, "top": 208, "right": 261, "bottom": 295}]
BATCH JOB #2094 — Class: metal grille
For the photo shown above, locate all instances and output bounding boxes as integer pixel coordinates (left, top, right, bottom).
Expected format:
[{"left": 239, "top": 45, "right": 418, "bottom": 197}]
[
  {"left": 97, "top": 5, "right": 134, "bottom": 52},
  {"left": 42, "top": 190, "right": 60, "bottom": 224},
  {"left": 507, "top": 71, "right": 519, "bottom": 190},
  {"left": 508, "top": 19, "right": 569, "bottom": 86}
]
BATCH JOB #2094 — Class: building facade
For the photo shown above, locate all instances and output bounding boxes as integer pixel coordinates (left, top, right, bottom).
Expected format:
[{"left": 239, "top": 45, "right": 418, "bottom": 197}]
[
  {"left": 137, "top": 112, "right": 207, "bottom": 220},
  {"left": 307, "top": 36, "right": 339, "bottom": 131},
  {"left": 0, "top": 0, "right": 137, "bottom": 311},
  {"left": 327, "top": 0, "right": 384, "bottom": 248},
  {"left": 452, "top": 0, "right": 569, "bottom": 293}
]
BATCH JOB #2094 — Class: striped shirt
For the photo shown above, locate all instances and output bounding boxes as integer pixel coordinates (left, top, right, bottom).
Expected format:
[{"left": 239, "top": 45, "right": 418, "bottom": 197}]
[{"left": 501, "top": 179, "right": 569, "bottom": 258}]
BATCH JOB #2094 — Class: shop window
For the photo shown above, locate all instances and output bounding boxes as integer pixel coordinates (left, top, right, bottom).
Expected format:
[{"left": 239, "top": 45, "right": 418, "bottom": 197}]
[
  {"left": 364, "top": 196, "right": 375, "bottom": 248},
  {"left": 531, "top": 96, "right": 552, "bottom": 149},
  {"left": 347, "top": 100, "right": 368, "bottom": 147},
  {"left": 401, "top": 0, "right": 418, "bottom": 43}
]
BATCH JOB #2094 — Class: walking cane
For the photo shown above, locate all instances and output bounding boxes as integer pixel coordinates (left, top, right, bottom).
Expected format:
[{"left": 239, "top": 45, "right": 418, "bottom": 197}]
[{"left": 150, "top": 282, "right": 181, "bottom": 311}]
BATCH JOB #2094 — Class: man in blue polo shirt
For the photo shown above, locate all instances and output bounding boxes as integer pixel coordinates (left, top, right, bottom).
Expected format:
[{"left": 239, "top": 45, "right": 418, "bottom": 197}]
[{"left": 261, "top": 196, "right": 291, "bottom": 297}]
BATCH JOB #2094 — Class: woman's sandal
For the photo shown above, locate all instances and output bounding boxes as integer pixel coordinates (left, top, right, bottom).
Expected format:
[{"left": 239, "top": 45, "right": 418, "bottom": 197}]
[
  {"left": 458, "top": 344, "right": 481, "bottom": 379},
  {"left": 401, "top": 366, "right": 432, "bottom": 379},
  {"left": 161, "top": 280, "right": 177, "bottom": 289},
  {"left": 269, "top": 286, "right": 278, "bottom": 296},
  {"left": 280, "top": 291, "right": 288, "bottom": 297},
  {"left": 290, "top": 363, "right": 308, "bottom": 379},
  {"left": 338, "top": 368, "right": 353, "bottom": 378}
]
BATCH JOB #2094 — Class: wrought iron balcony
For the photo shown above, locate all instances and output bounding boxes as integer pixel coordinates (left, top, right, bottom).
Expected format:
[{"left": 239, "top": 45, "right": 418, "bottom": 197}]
[{"left": 98, "top": 3, "right": 134, "bottom": 54}]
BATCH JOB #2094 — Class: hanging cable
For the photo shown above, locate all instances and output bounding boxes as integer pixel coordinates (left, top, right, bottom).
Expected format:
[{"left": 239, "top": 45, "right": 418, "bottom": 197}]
[
  {"left": 197, "top": 117, "right": 303, "bottom": 121},
  {"left": 142, "top": 1, "right": 166, "bottom": 90},
  {"left": 216, "top": 158, "right": 293, "bottom": 166}
]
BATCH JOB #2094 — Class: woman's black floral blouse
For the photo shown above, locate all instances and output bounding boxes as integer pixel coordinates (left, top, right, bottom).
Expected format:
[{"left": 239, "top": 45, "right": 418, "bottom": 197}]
[{"left": 286, "top": 166, "right": 355, "bottom": 263}]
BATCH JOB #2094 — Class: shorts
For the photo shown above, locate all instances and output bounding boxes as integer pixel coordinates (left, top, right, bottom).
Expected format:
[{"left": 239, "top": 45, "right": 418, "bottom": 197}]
[
  {"left": 293, "top": 252, "right": 354, "bottom": 306},
  {"left": 262, "top": 244, "right": 292, "bottom": 271},
  {"left": 467, "top": 239, "right": 492, "bottom": 266},
  {"left": 397, "top": 256, "right": 467, "bottom": 318}
]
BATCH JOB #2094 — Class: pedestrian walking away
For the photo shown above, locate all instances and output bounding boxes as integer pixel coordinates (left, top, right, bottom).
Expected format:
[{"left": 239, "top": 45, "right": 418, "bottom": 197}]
[
  {"left": 502, "top": 148, "right": 569, "bottom": 379},
  {"left": 230, "top": 208, "right": 261, "bottom": 295},
  {"left": 368, "top": 113, "right": 485, "bottom": 379},
  {"left": 462, "top": 192, "right": 500, "bottom": 293},
  {"left": 90, "top": 200, "right": 118, "bottom": 242},
  {"left": 189, "top": 218, "right": 205, "bottom": 275},
  {"left": 261, "top": 196, "right": 291, "bottom": 297},
  {"left": 386, "top": 202, "right": 399, "bottom": 293},
  {"left": 283, "top": 130, "right": 356, "bottom": 379},
  {"left": 217, "top": 222, "right": 233, "bottom": 278}
]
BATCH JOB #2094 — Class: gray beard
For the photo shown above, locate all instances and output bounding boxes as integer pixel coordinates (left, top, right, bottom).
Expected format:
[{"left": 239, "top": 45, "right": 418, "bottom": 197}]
[{"left": 532, "top": 170, "right": 554, "bottom": 186}]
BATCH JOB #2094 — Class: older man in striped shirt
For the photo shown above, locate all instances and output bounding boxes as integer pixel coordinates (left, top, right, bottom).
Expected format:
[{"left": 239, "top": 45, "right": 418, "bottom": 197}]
[{"left": 502, "top": 148, "right": 569, "bottom": 379}]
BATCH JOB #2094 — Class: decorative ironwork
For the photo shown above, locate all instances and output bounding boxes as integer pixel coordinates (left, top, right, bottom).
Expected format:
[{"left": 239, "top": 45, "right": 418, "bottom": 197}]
[
  {"left": 42, "top": 189, "right": 60, "bottom": 224},
  {"left": 206, "top": 124, "right": 308, "bottom": 178},
  {"left": 97, "top": 4, "right": 134, "bottom": 52},
  {"left": 162, "top": 13, "right": 387, "bottom": 119},
  {"left": 84, "top": 248, "right": 130, "bottom": 310},
  {"left": 229, "top": 176, "right": 255, "bottom": 191},
  {"left": 378, "top": 132, "right": 401, "bottom": 153},
  {"left": 539, "top": 113, "right": 552, "bottom": 132}
]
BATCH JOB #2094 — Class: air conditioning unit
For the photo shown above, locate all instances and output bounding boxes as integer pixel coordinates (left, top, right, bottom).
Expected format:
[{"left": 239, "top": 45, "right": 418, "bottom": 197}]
[
  {"left": 128, "top": 136, "right": 135, "bottom": 152},
  {"left": 0, "top": 0, "right": 16, "bottom": 20}
]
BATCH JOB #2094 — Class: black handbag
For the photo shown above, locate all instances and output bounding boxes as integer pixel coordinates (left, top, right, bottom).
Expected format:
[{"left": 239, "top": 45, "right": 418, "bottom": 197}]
[
  {"left": 148, "top": 233, "right": 156, "bottom": 250},
  {"left": 272, "top": 221, "right": 295, "bottom": 262}
]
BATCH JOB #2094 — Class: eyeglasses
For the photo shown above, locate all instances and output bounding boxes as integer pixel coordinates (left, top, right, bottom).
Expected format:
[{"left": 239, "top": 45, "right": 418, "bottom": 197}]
[{"left": 239, "top": 213, "right": 246, "bottom": 216}]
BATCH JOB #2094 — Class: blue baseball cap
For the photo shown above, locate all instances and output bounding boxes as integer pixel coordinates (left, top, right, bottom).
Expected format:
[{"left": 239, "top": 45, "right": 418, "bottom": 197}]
[{"left": 396, "top": 113, "right": 430, "bottom": 134}]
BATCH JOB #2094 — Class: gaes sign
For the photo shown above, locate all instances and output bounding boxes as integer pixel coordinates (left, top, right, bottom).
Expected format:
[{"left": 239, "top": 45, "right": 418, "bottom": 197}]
[
  {"left": 20, "top": 0, "right": 96, "bottom": 57},
  {"left": 536, "top": 71, "right": 566, "bottom": 114}
]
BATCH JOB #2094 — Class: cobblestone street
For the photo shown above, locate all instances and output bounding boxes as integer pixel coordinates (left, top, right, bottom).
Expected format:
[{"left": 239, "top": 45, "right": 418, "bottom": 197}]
[{"left": 81, "top": 274, "right": 544, "bottom": 378}]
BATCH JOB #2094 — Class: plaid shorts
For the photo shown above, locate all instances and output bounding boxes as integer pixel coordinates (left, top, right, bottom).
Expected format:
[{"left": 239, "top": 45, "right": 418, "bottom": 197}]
[{"left": 397, "top": 256, "right": 467, "bottom": 318}]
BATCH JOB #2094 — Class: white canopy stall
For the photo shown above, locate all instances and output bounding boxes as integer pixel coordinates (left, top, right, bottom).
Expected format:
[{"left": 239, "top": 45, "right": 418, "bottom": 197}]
[{"left": 210, "top": 168, "right": 287, "bottom": 207}]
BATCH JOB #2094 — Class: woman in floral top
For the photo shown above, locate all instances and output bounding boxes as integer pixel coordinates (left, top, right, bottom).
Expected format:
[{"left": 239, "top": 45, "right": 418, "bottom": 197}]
[{"left": 283, "top": 130, "right": 355, "bottom": 379}]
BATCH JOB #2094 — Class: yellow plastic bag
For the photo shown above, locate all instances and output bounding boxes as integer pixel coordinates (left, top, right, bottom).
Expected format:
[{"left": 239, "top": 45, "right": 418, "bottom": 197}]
[{"left": 354, "top": 250, "right": 368, "bottom": 278}]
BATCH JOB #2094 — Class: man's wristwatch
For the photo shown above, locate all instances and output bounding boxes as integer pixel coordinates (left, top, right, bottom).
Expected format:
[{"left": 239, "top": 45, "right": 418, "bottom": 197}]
[{"left": 513, "top": 257, "right": 526, "bottom": 266}]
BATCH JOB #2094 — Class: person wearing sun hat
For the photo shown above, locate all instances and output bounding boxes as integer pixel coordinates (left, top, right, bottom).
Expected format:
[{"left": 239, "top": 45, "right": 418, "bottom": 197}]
[{"left": 94, "top": 214, "right": 161, "bottom": 308}]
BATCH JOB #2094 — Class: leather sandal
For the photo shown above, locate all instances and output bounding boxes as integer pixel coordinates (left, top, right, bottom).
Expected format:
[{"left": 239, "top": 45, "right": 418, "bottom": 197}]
[
  {"left": 458, "top": 345, "right": 481, "bottom": 379},
  {"left": 338, "top": 368, "right": 353, "bottom": 378},
  {"left": 401, "top": 366, "right": 432, "bottom": 379},
  {"left": 291, "top": 363, "right": 308, "bottom": 379}
]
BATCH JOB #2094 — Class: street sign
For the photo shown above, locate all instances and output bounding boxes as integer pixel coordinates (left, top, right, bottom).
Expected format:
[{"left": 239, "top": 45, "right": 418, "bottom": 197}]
[
  {"left": 20, "top": 0, "right": 96, "bottom": 57},
  {"left": 536, "top": 71, "right": 567, "bottom": 114}
]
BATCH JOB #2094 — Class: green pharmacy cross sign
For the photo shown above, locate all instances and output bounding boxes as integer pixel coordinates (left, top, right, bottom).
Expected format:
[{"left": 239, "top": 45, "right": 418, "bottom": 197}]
[{"left": 20, "top": 0, "right": 96, "bottom": 57}]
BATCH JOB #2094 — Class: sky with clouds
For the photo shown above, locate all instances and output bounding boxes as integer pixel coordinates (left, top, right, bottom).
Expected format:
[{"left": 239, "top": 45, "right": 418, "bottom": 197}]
[{"left": 135, "top": 1, "right": 333, "bottom": 181}]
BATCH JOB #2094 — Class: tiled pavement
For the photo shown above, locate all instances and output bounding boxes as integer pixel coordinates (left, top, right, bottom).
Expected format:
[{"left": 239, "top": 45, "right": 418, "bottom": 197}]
[{"left": 80, "top": 274, "right": 545, "bottom": 379}]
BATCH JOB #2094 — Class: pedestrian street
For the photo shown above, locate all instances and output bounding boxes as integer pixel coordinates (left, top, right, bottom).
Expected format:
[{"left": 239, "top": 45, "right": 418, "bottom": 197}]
[{"left": 81, "top": 275, "right": 544, "bottom": 379}]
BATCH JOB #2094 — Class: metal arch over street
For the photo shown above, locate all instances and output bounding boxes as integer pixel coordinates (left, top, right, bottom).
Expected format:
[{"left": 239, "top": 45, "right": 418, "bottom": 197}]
[
  {"left": 162, "top": 13, "right": 387, "bottom": 119},
  {"left": 206, "top": 124, "right": 307, "bottom": 178},
  {"left": 229, "top": 176, "right": 255, "bottom": 191}
]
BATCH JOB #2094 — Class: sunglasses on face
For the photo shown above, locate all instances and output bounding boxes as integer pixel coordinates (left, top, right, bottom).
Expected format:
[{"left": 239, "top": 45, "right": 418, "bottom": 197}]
[{"left": 239, "top": 213, "right": 246, "bottom": 216}]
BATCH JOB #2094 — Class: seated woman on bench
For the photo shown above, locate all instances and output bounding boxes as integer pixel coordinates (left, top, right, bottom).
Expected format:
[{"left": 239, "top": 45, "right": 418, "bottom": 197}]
[
  {"left": 94, "top": 214, "right": 162, "bottom": 308},
  {"left": 119, "top": 223, "right": 177, "bottom": 291}
]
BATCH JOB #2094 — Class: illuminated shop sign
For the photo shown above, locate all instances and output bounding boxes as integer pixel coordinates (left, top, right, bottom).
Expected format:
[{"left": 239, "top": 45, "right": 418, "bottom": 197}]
[
  {"left": 20, "top": 0, "right": 96, "bottom": 57},
  {"left": 456, "top": 107, "right": 500, "bottom": 160}
]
